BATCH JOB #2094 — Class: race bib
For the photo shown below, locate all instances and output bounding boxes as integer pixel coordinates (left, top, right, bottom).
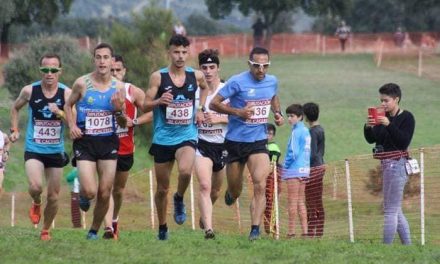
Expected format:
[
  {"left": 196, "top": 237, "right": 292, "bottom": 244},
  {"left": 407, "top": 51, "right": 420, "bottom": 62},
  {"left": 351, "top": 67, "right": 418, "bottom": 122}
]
[
  {"left": 116, "top": 123, "right": 129, "bottom": 138},
  {"left": 85, "top": 110, "right": 113, "bottom": 135},
  {"left": 33, "top": 120, "right": 62, "bottom": 144},
  {"left": 166, "top": 100, "right": 193, "bottom": 125},
  {"left": 245, "top": 99, "right": 271, "bottom": 124}
]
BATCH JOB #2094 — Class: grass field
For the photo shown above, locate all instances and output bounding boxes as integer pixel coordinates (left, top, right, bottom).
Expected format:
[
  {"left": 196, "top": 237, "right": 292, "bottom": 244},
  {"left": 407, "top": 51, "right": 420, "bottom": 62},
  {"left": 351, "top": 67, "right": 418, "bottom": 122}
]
[
  {"left": 1, "top": 53, "right": 440, "bottom": 263},
  {"left": 1, "top": 227, "right": 440, "bottom": 264}
]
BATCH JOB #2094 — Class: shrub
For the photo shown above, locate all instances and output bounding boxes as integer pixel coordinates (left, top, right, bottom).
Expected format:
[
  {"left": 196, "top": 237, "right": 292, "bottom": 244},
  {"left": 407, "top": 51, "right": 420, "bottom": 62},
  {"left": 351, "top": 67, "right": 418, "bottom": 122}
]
[
  {"left": 365, "top": 164, "right": 420, "bottom": 199},
  {"left": 3, "top": 34, "right": 92, "bottom": 98}
]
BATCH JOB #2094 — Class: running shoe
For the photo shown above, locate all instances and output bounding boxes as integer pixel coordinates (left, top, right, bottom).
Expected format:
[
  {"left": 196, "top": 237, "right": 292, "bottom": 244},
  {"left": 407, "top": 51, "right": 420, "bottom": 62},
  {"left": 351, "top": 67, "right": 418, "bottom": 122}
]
[
  {"left": 79, "top": 195, "right": 90, "bottom": 212},
  {"left": 224, "top": 191, "right": 236, "bottom": 206},
  {"left": 157, "top": 229, "right": 169, "bottom": 241},
  {"left": 29, "top": 202, "right": 41, "bottom": 225},
  {"left": 40, "top": 229, "right": 51, "bottom": 241},
  {"left": 173, "top": 193, "right": 186, "bottom": 225},
  {"left": 102, "top": 227, "right": 115, "bottom": 240},
  {"left": 86, "top": 231, "right": 99, "bottom": 240},
  {"left": 248, "top": 228, "right": 260, "bottom": 241},
  {"left": 204, "top": 229, "right": 215, "bottom": 240}
]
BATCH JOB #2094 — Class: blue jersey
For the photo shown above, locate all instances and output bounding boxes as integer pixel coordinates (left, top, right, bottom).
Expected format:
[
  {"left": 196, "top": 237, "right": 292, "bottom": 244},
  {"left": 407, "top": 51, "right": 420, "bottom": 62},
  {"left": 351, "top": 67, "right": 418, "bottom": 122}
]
[
  {"left": 25, "top": 81, "right": 67, "bottom": 154},
  {"left": 219, "top": 71, "right": 278, "bottom": 142},
  {"left": 75, "top": 75, "right": 117, "bottom": 137},
  {"left": 152, "top": 67, "right": 198, "bottom": 145},
  {"left": 282, "top": 121, "right": 311, "bottom": 179}
]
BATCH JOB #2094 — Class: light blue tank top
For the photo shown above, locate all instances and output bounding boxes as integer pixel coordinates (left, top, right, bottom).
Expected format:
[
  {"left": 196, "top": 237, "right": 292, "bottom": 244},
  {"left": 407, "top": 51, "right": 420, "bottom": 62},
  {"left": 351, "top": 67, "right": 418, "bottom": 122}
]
[{"left": 75, "top": 75, "right": 117, "bottom": 137}]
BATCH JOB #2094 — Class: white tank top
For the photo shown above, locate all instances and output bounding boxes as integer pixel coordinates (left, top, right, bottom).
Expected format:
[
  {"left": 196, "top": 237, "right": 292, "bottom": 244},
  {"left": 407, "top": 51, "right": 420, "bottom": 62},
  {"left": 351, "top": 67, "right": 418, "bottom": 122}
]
[{"left": 195, "top": 83, "right": 228, "bottom": 144}]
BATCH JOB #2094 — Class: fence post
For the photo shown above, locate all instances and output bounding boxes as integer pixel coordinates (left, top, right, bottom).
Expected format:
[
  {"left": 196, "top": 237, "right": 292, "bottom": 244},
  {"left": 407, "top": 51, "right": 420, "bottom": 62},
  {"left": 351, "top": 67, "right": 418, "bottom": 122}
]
[
  {"left": 235, "top": 198, "right": 242, "bottom": 233},
  {"left": 273, "top": 163, "right": 280, "bottom": 240},
  {"left": 316, "top": 34, "right": 321, "bottom": 53},
  {"left": 149, "top": 169, "right": 155, "bottom": 229},
  {"left": 345, "top": 159, "right": 354, "bottom": 242},
  {"left": 235, "top": 36, "right": 239, "bottom": 58},
  {"left": 11, "top": 193, "right": 15, "bottom": 227},
  {"left": 81, "top": 211, "right": 86, "bottom": 229},
  {"left": 376, "top": 40, "right": 384, "bottom": 67},
  {"left": 190, "top": 172, "right": 195, "bottom": 230},
  {"left": 418, "top": 49, "right": 423, "bottom": 77},
  {"left": 322, "top": 36, "right": 326, "bottom": 56},
  {"left": 420, "top": 148, "right": 425, "bottom": 245}
]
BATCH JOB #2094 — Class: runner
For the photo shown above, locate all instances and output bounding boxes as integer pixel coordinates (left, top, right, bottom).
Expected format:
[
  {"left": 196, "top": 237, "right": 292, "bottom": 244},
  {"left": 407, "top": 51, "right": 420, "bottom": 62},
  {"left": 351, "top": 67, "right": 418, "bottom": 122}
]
[
  {"left": 10, "top": 53, "right": 71, "bottom": 240},
  {"left": 143, "top": 35, "right": 209, "bottom": 240},
  {"left": 102, "top": 54, "right": 153, "bottom": 239},
  {"left": 64, "top": 43, "right": 127, "bottom": 240},
  {"left": 210, "top": 47, "right": 284, "bottom": 241},
  {"left": 194, "top": 49, "right": 228, "bottom": 239}
]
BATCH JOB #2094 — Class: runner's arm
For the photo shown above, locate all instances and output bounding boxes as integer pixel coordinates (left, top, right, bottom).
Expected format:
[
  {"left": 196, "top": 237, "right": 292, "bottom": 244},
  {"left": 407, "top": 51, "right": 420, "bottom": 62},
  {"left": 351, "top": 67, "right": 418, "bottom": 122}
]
[
  {"left": 271, "top": 95, "right": 284, "bottom": 126},
  {"left": 142, "top": 72, "right": 162, "bottom": 113},
  {"left": 10, "top": 85, "right": 31, "bottom": 142},
  {"left": 132, "top": 86, "right": 152, "bottom": 126}
]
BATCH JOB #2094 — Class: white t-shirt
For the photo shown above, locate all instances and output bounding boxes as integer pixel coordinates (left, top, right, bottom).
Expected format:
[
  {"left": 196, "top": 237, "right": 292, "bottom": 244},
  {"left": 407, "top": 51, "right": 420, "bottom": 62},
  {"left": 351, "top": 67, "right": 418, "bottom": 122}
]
[{"left": 195, "top": 83, "right": 228, "bottom": 143}]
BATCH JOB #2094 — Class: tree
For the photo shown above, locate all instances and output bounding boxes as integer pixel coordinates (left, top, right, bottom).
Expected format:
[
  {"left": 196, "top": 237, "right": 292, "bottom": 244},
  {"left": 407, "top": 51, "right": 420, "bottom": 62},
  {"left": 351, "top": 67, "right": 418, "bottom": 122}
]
[
  {"left": 205, "top": 0, "right": 349, "bottom": 47},
  {"left": 0, "top": 0, "right": 73, "bottom": 58}
]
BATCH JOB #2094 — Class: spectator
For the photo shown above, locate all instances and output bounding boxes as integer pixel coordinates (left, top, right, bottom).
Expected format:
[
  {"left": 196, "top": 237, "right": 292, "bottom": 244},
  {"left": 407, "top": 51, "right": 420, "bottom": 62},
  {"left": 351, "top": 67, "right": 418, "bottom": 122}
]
[
  {"left": 252, "top": 18, "right": 266, "bottom": 48},
  {"left": 335, "top": 20, "right": 351, "bottom": 52},
  {"left": 394, "top": 27, "right": 405, "bottom": 48},
  {"left": 173, "top": 21, "right": 187, "bottom": 36}
]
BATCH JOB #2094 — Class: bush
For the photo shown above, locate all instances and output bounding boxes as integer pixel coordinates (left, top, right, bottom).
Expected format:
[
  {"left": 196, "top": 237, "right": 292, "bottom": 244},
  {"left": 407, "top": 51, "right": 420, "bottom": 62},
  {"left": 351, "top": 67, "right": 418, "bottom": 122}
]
[
  {"left": 365, "top": 164, "right": 420, "bottom": 199},
  {"left": 3, "top": 34, "right": 92, "bottom": 98}
]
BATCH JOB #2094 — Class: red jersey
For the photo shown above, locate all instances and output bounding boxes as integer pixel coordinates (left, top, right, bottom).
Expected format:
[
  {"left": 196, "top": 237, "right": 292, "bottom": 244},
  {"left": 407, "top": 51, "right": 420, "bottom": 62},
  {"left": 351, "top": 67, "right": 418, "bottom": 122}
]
[{"left": 116, "top": 83, "right": 137, "bottom": 155}]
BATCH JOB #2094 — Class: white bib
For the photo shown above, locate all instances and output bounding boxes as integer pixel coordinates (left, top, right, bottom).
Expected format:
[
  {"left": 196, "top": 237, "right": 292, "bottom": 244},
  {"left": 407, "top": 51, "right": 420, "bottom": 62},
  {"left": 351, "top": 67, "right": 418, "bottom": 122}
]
[
  {"left": 245, "top": 99, "right": 271, "bottom": 124},
  {"left": 166, "top": 100, "right": 193, "bottom": 125},
  {"left": 33, "top": 120, "right": 62, "bottom": 144},
  {"left": 85, "top": 110, "right": 113, "bottom": 135}
]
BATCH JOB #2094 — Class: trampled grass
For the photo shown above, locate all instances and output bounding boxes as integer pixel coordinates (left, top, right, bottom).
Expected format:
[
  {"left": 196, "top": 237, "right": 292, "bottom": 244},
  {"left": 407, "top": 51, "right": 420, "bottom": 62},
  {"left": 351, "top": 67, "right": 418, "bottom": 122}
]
[{"left": 1, "top": 227, "right": 440, "bottom": 264}]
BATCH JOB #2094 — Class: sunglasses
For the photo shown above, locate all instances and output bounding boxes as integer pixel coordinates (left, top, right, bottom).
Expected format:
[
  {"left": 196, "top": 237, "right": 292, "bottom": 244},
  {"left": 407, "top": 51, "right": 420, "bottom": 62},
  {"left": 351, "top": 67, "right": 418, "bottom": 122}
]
[
  {"left": 248, "top": 60, "right": 270, "bottom": 69},
  {"left": 40, "top": 67, "right": 61, "bottom": 74},
  {"left": 111, "top": 68, "right": 123, "bottom": 72}
]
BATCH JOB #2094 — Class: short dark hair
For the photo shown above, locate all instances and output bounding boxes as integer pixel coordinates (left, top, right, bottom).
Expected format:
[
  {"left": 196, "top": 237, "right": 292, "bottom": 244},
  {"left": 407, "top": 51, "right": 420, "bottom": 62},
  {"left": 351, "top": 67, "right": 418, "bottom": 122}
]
[
  {"left": 198, "top": 49, "right": 220, "bottom": 66},
  {"left": 303, "top": 102, "right": 320, "bottom": 122},
  {"left": 113, "top": 54, "right": 125, "bottom": 68},
  {"left": 169, "top": 34, "right": 190, "bottom": 47},
  {"left": 249, "top": 47, "right": 269, "bottom": 61},
  {"left": 93, "top": 42, "right": 114, "bottom": 57},
  {"left": 266, "top": 123, "right": 276, "bottom": 136},
  {"left": 39, "top": 53, "right": 62, "bottom": 67},
  {"left": 379, "top": 83, "right": 401, "bottom": 103},
  {"left": 286, "top": 104, "right": 303, "bottom": 117}
]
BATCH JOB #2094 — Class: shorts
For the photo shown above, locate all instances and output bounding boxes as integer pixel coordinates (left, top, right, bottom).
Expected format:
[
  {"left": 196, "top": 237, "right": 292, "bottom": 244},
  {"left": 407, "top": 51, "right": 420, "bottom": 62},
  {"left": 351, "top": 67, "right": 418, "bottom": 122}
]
[
  {"left": 73, "top": 135, "right": 119, "bottom": 162},
  {"left": 149, "top": 140, "right": 196, "bottom": 163},
  {"left": 24, "top": 151, "right": 69, "bottom": 168},
  {"left": 117, "top": 154, "right": 134, "bottom": 172},
  {"left": 196, "top": 139, "right": 227, "bottom": 172},
  {"left": 224, "top": 139, "right": 268, "bottom": 164}
]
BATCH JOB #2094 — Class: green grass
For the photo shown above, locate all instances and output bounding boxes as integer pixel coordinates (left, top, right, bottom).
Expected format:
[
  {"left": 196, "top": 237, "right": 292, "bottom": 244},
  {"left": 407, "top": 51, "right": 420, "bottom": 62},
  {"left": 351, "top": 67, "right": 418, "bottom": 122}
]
[{"left": 1, "top": 227, "right": 439, "bottom": 264}]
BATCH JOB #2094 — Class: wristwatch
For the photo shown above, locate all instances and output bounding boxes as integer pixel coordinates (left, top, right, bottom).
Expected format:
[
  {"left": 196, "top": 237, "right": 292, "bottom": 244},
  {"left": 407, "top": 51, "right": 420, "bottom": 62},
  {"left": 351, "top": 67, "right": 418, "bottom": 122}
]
[
  {"left": 133, "top": 118, "right": 139, "bottom": 126},
  {"left": 198, "top": 105, "right": 207, "bottom": 112}
]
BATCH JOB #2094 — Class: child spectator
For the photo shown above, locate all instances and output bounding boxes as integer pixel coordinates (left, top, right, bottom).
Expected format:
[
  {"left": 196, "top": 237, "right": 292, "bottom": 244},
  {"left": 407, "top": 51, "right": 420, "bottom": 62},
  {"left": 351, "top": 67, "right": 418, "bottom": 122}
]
[
  {"left": 282, "top": 104, "right": 311, "bottom": 238},
  {"left": 303, "top": 102, "right": 326, "bottom": 238},
  {"left": 264, "top": 123, "right": 281, "bottom": 234},
  {"left": 0, "top": 129, "right": 10, "bottom": 194}
]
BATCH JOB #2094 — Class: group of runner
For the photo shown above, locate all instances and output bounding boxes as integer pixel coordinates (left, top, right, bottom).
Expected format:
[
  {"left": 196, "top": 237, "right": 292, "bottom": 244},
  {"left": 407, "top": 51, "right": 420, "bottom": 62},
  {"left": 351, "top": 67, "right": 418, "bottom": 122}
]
[{"left": 3, "top": 34, "right": 284, "bottom": 242}]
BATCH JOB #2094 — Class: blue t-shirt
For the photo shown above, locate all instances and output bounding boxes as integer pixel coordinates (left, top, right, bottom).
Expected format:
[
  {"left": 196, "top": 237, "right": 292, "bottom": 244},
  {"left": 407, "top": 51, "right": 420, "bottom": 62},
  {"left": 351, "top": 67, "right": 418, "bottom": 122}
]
[
  {"left": 219, "top": 71, "right": 278, "bottom": 142},
  {"left": 282, "top": 121, "right": 311, "bottom": 179}
]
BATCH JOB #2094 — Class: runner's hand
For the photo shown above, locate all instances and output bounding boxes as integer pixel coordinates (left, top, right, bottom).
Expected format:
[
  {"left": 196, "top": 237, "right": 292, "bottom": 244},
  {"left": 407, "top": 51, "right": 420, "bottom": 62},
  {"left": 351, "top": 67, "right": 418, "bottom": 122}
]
[
  {"left": 69, "top": 125, "right": 83, "bottom": 140},
  {"left": 111, "top": 89, "right": 125, "bottom": 112},
  {"left": 274, "top": 112, "right": 284, "bottom": 126},
  {"left": 158, "top": 91, "right": 173, "bottom": 106},
  {"left": 237, "top": 105, "right": 254, "bottom": 120},
  {"left": 9, "top": 132, "right": 20, "bottom": 143}
]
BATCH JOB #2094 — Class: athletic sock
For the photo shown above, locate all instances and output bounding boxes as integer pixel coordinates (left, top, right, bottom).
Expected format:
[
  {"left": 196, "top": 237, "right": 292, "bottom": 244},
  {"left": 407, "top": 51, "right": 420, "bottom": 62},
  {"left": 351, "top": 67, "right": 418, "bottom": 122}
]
[
  {"left": 88, "top": 229, "right": 98, "bottom": 235},
  {"left": 174, "top": 193, "right": 183, "bottom": 201},
  {"left": 159, "top": 224, "right": 168, "bottom": 231},
  {"left": 251, "top": 225, "right": 260, "bottom": 232}
]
